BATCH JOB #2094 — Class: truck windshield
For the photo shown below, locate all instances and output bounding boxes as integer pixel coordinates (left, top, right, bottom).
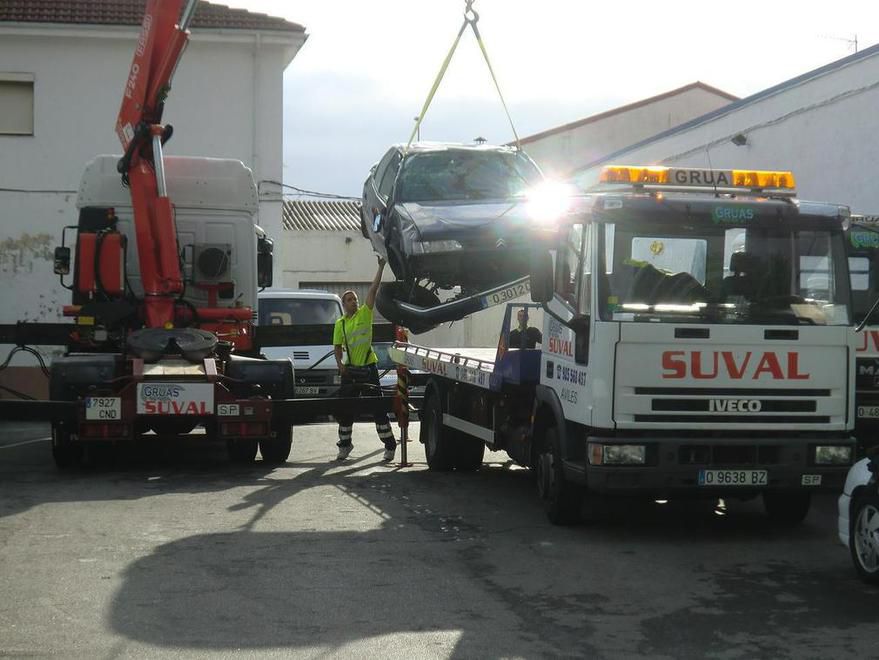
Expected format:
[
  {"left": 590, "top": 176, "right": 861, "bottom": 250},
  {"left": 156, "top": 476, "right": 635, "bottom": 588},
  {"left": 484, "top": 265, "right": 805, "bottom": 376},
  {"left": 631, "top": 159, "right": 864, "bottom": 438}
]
[
  {"left": 598, "top": 212, "right": 851, "bottom": 326},
  {"left": 258, "top": 298, "right": 341, "bottom": 326},
  {"left": 397, "top": 150, "right": 542, "bottom": 203},
  {"left": 846, "top": 223, "right": 879, "bottom": 325}
]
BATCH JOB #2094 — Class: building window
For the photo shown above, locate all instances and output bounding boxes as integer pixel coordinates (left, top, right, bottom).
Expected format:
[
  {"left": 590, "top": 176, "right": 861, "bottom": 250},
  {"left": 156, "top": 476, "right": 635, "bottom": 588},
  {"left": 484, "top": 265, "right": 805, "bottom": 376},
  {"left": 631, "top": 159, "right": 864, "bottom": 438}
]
[{"left": 0, "top": 74, "right": 34, "bottom": 136}]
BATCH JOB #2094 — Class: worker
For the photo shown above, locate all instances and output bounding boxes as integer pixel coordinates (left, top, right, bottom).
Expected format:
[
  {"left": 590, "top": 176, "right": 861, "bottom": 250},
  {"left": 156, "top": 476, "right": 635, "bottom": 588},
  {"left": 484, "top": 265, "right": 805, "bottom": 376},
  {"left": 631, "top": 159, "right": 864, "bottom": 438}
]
[
  {"left": 508, "top": 308, "right": 542, "bottom": 349},
  {"left": 333, "top": 257, "right": 396, "bottom": 462}
]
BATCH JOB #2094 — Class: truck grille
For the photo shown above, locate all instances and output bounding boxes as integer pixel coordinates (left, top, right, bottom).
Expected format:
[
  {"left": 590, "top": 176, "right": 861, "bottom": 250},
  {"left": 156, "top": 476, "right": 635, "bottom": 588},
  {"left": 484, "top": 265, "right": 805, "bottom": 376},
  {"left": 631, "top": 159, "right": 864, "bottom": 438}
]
[
  {"left": 630, "top": 387, "right": 831, "bottom": 425},
  {"left": 678, "top": 444, "right": 781, "bottom": 466}
]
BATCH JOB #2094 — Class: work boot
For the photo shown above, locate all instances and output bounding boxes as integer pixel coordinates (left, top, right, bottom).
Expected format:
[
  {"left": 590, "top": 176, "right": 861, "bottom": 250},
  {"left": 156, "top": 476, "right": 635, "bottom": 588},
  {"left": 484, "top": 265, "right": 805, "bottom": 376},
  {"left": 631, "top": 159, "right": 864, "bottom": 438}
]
[{"left": 336, "top": 444, "right": 353, "bottom": 461}]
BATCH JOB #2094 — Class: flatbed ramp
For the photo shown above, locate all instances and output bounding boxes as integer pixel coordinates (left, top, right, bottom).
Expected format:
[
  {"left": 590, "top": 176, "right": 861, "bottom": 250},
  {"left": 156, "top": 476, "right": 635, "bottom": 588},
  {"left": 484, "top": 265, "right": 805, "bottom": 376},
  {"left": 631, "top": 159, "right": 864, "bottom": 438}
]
[{"left": 389, "top": 343, "right": 540, "bottom": 391}]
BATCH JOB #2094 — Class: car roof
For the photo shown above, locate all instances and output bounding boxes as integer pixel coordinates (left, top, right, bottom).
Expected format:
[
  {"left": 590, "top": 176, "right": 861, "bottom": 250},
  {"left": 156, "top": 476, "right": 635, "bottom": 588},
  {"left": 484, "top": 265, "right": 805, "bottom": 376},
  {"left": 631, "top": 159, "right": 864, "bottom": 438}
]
[
  {"left": 394, "top": 142, "right": 523, "bottom": 156},
  {"left": 258, "top": 289, "right": 342, "bottom": 302}
]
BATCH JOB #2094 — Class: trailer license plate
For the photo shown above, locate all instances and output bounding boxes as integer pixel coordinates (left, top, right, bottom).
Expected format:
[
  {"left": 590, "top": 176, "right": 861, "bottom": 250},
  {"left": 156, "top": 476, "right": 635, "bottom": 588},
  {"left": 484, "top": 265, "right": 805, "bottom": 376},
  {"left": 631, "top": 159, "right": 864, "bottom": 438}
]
[
  {"left": 298, "top": 387, "right": 320, "bottom": 395},
  {"left": 85, "top": 397, "right": 121, "bottom": 420},
  {"left": 698, "top": 469, "right": 767, "bottom": 486},
  {"left": 136, "top": 383, "right": 214, "bottom": 415},
  {"left": 857, "top": 406, "right": 879, "bottom": 418}
]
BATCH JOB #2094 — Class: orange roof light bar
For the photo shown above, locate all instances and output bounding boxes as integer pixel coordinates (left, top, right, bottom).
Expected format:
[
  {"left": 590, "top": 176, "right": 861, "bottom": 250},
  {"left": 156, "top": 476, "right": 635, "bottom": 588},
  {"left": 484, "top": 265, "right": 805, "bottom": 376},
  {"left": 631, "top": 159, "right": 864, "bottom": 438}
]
[{"left": 599, "top": 165, "right": 796, "bottom": 191}]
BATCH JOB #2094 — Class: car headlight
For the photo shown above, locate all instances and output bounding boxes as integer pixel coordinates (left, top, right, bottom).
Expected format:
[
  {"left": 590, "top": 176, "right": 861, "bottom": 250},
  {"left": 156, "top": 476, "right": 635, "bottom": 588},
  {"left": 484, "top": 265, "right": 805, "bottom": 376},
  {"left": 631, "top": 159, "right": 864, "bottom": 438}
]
[
  {"left": 413, "top": 239, "right": 462, "bottom": 254},
  {"left": 588, "top": 443, "right": 646, "bottom": 465},
  {"left": 814, "top": 445, "right": 853, "bottom": 465}
]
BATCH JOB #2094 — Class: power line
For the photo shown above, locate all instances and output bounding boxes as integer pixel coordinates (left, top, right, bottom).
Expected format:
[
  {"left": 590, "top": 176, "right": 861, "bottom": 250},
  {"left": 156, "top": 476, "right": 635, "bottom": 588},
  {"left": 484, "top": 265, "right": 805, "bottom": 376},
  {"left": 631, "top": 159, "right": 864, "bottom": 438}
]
[{"left": 259, "top": 180, "right": 359, "bottom": 201}]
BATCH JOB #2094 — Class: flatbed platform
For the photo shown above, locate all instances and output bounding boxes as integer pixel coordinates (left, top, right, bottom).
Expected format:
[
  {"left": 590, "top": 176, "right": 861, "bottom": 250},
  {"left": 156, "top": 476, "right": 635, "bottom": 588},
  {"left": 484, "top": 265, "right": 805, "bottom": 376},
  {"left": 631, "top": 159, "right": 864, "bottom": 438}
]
[{"left": 388, "top": 343, "right": 540, "bottom": 391}]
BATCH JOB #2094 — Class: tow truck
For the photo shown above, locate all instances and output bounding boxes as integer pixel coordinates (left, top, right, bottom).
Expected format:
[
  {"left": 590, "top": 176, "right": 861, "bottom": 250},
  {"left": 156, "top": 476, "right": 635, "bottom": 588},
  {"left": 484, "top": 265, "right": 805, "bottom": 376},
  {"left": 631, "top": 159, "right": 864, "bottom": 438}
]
[
  {"left": 843, "top": 214, "right": 879, "bottom": 452},
  {"left": 391, "top": 166, "right": 858, "bottom": 524},
  {"left": 0, "top": 0, "right": 401, "bottom": 465}
]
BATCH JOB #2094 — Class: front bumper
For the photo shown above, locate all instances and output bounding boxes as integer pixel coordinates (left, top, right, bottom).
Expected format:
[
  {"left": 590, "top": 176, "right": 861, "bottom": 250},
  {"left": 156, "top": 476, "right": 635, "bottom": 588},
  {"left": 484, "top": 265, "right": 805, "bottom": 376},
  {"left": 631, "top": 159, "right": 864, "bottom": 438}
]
[{"left": 581, "top": 434, "right": 855, "bottom": 496}]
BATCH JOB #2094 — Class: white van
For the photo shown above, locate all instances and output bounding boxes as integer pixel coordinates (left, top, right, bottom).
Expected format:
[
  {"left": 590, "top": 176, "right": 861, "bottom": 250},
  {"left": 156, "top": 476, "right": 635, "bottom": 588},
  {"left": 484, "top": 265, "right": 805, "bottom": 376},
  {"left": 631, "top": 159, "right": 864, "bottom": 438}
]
[{"left": 258, "top": 290, "right": 343, "bottom": 399}]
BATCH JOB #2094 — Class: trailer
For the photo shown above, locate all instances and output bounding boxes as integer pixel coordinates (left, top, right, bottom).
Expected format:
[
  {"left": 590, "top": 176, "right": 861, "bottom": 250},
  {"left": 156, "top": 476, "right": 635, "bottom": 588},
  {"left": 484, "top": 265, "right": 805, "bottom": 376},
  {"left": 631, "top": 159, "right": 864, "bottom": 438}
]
[{"left": 391, "top": 165, "right": 859, "bottom": 525}]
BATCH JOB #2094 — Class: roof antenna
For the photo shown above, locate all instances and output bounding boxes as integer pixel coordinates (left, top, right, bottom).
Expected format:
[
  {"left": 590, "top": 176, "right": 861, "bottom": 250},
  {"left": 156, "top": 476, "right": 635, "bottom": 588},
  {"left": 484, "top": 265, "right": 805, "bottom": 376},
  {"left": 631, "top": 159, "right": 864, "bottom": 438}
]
[{"left": 704, "top": 145, "right": 719, "bottom": 197}]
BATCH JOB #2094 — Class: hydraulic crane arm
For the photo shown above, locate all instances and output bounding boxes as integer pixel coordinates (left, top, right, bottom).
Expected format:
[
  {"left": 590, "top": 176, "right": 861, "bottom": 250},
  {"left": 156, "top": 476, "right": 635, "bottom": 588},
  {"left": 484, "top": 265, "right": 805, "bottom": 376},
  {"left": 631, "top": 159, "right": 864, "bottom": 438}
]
[{"left": 114, "top": 0, "right": 199, "bottom": 328}]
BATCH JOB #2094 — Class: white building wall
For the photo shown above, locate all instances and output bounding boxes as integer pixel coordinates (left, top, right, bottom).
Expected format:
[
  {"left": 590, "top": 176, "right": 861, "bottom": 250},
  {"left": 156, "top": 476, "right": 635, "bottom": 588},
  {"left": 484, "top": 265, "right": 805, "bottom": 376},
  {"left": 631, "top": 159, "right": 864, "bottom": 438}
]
[
  {"left": 521, "top": 87, "right": 735, "bottom": 177},
  {"left": 575, "top": 51, "right": 879, "bottom": 212},
  {"left": 0, "top": 25, "right": 302, "bottom": 338}
]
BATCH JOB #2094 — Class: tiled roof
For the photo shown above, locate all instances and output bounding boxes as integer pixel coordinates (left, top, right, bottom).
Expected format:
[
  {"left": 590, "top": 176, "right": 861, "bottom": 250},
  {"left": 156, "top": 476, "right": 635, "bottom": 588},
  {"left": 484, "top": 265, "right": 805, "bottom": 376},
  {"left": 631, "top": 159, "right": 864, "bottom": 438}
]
[
  {"left": 0, "top": 0, "right": 304, "bottom": 33},
  {"left": 283, "top": 200, "right": 362, "bottom": 232}
]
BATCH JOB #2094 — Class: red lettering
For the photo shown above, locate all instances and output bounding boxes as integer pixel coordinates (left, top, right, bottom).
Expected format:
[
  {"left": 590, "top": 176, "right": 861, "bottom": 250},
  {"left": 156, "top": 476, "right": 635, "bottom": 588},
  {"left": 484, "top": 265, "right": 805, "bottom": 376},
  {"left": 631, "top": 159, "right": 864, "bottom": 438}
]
[
  {"left": 692, "top": 352, "right": 718, "bottom": 379},
  {"left": 721, "top": 351, "right": 751, "bottom": 379},
  {"left": 662, "top": 351, "right": 686, "bottom": 379},
  {"left": 752, "top": 353, "right": 783, "bottom": 380},
  {"left": 145, "top": 401, "right": 156, "bottom": 414},
  {"left": 787, "top": 353, "right": 809, "bottom": 380},
  {"left": 871, "top": 331, "right": 879, "bottom": 352}
]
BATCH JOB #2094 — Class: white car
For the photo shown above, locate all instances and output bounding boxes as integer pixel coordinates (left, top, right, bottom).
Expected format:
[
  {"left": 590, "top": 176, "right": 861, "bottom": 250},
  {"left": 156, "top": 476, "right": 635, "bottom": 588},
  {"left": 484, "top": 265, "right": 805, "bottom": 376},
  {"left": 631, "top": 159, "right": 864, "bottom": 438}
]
[{"left": 838, "top": 456, "right": 879, "bottom": 583}]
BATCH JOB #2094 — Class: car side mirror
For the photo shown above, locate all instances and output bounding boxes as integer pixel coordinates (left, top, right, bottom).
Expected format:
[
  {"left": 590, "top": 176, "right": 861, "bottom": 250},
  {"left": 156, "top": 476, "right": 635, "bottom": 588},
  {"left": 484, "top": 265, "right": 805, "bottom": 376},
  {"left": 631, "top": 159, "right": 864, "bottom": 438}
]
[
  {"left": 530, "top": 250, "right": 553, "bottom": 303},
  {"left": 54, "top": 246, "right": 71, "bottom": 275},
  {"left": 257, "top": 235, "right": 273, "bottom": 288}
]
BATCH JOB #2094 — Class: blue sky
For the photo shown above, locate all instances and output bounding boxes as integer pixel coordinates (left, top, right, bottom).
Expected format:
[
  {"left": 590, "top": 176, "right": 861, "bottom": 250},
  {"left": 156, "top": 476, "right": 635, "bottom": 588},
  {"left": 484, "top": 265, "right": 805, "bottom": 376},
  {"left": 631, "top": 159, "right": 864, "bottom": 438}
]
[{"left": 226, "top": 0, "right": 878, "bottom": 197}]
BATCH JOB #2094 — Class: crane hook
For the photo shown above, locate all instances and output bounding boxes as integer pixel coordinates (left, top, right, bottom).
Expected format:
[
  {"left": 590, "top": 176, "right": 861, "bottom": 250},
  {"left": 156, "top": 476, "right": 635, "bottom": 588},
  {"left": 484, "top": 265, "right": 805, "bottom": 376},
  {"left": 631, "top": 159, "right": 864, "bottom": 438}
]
[{"left": 464, "top": 0, "right": 479, "bottom": 24}]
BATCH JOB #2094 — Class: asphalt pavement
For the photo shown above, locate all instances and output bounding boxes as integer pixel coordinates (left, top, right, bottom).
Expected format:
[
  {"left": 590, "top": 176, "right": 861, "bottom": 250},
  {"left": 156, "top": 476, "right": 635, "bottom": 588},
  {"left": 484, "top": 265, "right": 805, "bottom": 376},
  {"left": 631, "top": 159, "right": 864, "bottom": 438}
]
[{"left": 1, "top": 421, "right": 877, "bottom": 659}]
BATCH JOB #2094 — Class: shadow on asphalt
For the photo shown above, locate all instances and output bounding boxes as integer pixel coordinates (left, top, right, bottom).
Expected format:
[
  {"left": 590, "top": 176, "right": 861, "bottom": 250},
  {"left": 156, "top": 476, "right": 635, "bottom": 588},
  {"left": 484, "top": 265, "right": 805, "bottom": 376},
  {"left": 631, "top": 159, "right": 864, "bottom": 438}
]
[{"left": 4, "top": 423, "right": 878, "bottom": 657}]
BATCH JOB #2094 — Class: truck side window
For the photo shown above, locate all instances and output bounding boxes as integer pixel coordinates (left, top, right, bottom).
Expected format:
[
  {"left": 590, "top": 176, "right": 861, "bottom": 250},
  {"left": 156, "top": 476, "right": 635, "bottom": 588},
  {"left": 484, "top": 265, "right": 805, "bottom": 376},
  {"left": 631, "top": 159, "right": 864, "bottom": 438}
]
[{"left": 555, "top": 223, "right": 585, "bottom": 309}]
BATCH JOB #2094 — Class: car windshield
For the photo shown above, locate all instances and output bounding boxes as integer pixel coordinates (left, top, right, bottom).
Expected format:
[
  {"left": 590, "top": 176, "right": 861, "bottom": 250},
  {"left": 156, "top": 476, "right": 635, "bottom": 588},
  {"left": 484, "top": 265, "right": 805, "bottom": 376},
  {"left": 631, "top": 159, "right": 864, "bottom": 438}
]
[
  {"left": 397, "top": 150, "right": 542, "bottom": 203},
  {"left": 597, "top": 209, "right": 851, "bottom": 326},
  {"left": 258, "top": 298, "right": 341, "bottom": 326}
]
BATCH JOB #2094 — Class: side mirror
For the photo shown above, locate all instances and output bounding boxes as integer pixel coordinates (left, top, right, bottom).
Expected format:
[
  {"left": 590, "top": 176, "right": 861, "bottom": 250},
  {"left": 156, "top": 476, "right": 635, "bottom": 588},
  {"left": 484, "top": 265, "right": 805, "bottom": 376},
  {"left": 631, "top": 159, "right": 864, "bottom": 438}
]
[
  {"left": 257, "top": 235, "right": 273, "bottom": 288},
  {"left": 530, "top": 250, "right": 553, "bottom": 303},
  {"left": 54, "top": 246, "right": 71, "bottom": 275}
]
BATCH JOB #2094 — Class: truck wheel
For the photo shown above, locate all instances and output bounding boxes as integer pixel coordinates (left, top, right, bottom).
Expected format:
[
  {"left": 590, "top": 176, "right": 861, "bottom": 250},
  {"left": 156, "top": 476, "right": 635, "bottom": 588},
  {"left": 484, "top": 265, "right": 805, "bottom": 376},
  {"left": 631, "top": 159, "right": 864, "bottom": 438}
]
[
  {"left": 260, "top": 422, "right": 293, "bottom": 464},
  {"left": 227, "top": 438, "right": 258, "bottom": 464},
  {"left": 763, "top": 491, "right": 811, "bottom": 526},
  {"left": 536, "top": 427, "right": 581, "bottom": 525},
  {"left": 51, "top": 424, "right": 81, "bottom": 469},
  {"left": 850, "top": 492, "right": 879, "bottom": 583},
  {"left": 421, "top": 390, "right": 454, "bottom": 471},
  {"left": 452, "top": 434, "right": 485, "bottom": 472}
]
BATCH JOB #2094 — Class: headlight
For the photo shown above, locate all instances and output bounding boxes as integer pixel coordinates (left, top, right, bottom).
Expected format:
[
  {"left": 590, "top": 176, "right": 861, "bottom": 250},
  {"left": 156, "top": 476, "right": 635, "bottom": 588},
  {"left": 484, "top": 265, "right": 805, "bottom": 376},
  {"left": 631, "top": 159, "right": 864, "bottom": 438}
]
[
  {"left": 413, "top": 239, "right": 462, "bottom": 254},
  {"left": 588, "top": 443, "right": 646, "bottom": 465},
  {"left": 814, "top": 445, "right": 853, "bottom": 465}
]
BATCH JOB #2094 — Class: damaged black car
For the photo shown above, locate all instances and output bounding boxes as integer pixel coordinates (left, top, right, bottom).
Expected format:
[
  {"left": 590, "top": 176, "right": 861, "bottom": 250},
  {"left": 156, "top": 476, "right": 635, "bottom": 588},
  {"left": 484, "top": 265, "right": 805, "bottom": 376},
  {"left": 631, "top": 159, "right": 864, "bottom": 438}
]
[{"left": 360, "top": 143, "right": 547, "bottom": 331}]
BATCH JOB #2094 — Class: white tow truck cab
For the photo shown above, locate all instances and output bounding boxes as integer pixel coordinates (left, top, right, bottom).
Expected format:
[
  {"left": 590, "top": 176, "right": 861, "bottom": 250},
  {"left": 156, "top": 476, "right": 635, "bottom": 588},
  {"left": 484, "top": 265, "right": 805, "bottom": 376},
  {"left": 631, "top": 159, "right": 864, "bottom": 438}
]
[
  {"left": 392, "top": 166, "right": 857, "bottom": 524},
  {"left": 843, "top": 215, "right": 879, "bottom": 452}
]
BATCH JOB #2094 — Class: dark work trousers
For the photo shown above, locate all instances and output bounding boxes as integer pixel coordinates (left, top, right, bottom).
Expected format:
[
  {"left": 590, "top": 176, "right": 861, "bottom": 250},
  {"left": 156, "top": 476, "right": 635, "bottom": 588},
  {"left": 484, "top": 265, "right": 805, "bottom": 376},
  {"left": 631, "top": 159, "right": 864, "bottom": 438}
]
[{"left": 336, "top": 363, "right": 395, "bottom": 450}]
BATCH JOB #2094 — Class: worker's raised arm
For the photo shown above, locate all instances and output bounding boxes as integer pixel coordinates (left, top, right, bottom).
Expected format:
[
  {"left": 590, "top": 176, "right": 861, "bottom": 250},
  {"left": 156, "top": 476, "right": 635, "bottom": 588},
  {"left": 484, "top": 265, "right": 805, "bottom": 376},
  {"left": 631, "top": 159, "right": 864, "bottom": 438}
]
[{"left": 365, "top": 256, "right": 386, "bottom": 310}]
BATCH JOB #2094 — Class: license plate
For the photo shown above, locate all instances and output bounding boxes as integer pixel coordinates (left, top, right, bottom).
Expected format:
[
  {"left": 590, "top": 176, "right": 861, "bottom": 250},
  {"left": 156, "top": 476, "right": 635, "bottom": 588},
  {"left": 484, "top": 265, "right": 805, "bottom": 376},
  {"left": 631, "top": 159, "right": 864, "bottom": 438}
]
[
  {"left": 298, "top": 387, "right": 320, "bottom": 395},
  {"left": 85, "top": 397, "right": 121, "bottom": 421},
  {"left": 137, "top": 383, "right": 214, "bottom": 415},
  {"left": 698, "top": 469, "right": 767, "bottom": 486},
  {"left": 482, "top": 280, "right": 531, "bottom": 308},
  {"left": 857, "top": 406, "right": 879, "bottom": 418}
]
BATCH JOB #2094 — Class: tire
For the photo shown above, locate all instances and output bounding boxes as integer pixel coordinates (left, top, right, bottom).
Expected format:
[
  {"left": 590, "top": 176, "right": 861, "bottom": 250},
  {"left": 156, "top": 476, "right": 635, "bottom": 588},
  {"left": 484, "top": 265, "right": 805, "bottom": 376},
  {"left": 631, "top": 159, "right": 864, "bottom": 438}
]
[
  {"left": 420, "top": 390, "right": 455, "bottom": 471},
  {"left": 762, "top": 491, "right": 811, "bottom": 526},
  {"left": 260, "top": 421, "right": 293, "bottom": 464},
  {"left": 452, "top": 433, "right": 485, "bottom": 472},
  {"left": 51, "top": 424, "right": 81, "bottom": 469},
  {"left": 376, "top": 281, "right": 441, "bottom": 334},
  {"left": 850, "top": 492, "right": 879, "bottom": 584},
  {"left": 227, "top": 438, "right": 258, "bottom": 464},
  {"left": 535, "top": 426, "right": 581, "bottom": 525}
]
